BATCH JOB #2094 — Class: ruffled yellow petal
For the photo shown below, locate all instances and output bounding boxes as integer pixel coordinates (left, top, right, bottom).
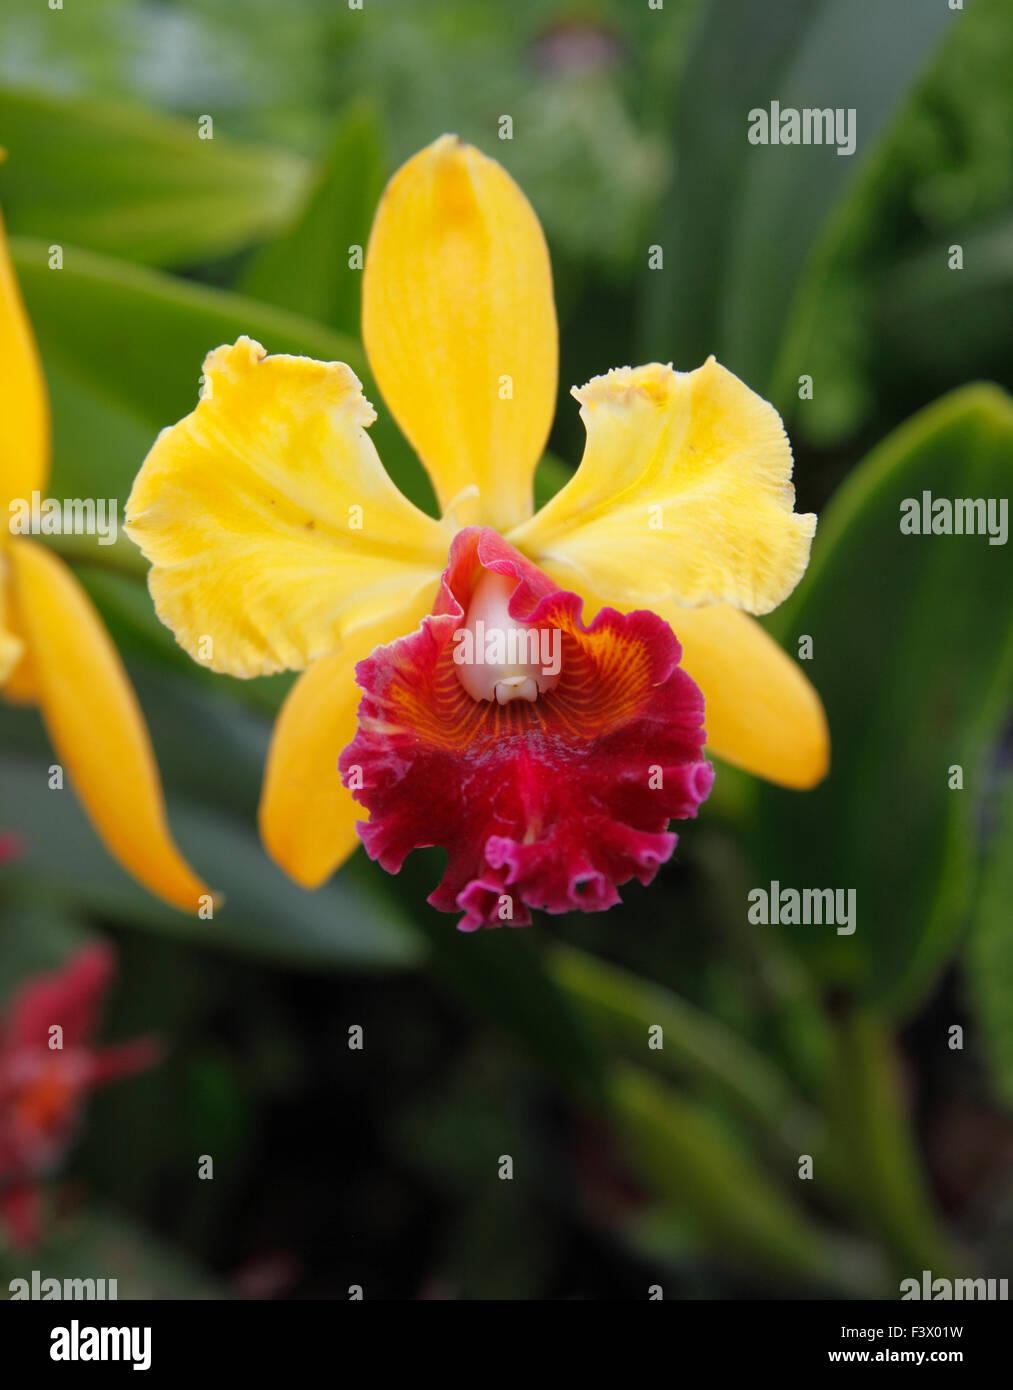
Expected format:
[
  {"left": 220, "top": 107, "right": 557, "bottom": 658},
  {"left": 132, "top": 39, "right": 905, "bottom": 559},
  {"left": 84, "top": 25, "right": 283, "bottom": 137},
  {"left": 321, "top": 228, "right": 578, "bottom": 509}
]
[
  {"left": 8, "top": 540, "right": 212, "bottom": 911},
  {"left": 0, "top": 205, "right": 49, "bottom": 515},
  {"left": 510, "top": 359, "right": 815, "bottom": 616},
  {"left": 125, "top": 337, "right": 450, "bottom": 678},
  {"left": 259, "top": 588, "right": 435, "bottom": 888},
  {"left": 545, "top": 564, "right": 828, "bottom": 789},
  {"left": 362, "top": 135, "right": 557, "bottom": 532}
]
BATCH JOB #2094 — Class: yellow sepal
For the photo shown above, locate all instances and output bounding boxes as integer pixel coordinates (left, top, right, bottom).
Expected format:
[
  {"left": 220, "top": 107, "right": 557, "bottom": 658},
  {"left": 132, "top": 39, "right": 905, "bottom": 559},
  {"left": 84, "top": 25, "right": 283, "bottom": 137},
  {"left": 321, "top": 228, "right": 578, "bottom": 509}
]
[{"left": 362, "top": 135, "right": 557, "bottom": 532}]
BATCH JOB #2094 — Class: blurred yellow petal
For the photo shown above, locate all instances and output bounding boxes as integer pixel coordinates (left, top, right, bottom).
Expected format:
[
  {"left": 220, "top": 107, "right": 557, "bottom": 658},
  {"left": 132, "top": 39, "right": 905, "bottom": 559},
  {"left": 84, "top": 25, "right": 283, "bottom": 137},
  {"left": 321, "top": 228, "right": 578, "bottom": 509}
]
[
  {"left": 362, "top": 135, "right": 557, "bottom": 533},
  {"left": 125, "top": 337, "right": 450, "bottom": 678},
  {"left": 0, "top": 550, "right": 35, "bottom": 698},
  {"left": 0, "top": 624, "right": 19, "bottom": 685},
  {"left": 8, "top": 540, "right": 211, "bottom": 911},
  {"left": 0, "top": 206, "right": 49, "bottom": 512},
  {"left": 510, "top": 359, "right": 816, "bottom": 616},
  {"left": 260, "top": 588, "right": 435, "bottom": 888},
  {"left": 0, "top": 556, "right": 23, "bottom": 684},
  {"left": 551, "top": 566, "right": 828, "bottom": 789}
]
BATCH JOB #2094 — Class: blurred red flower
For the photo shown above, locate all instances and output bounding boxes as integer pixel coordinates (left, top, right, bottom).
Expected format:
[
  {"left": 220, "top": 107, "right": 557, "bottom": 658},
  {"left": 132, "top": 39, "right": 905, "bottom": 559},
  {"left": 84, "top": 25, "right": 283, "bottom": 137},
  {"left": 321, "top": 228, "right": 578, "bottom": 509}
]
[{"left": 0, "top": 943, "right": 160, "bottom": 1247}]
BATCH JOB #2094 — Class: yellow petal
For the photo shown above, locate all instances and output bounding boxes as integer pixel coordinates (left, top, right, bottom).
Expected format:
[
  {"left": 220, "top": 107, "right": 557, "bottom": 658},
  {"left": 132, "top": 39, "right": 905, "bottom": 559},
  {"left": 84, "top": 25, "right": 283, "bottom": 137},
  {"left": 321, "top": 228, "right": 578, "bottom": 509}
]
[
  {"left": 0, "top": 623, "right": 20, "bottom": 684},
  {"left": 259, "top": 588, "right": 435, "bottom": 888},
  {"left": 548, "top": 565, "right": 828, "bottom": 789},
  {"left": 8, "top": 540, "right": 212, "bottom": 911},
  {"left": 654, "top": 601, "right": 829, "bottom": 789},
  {"left": 0, "top": 555, "right": 24, "bottom": 684},
  {"left": 0, "top": 205, "right": 49, "bottom": 513},
  {"left": 510, "top": 359, "right": 816, "bottom": 615},
  {"left": 125, "top": 337, "right": 450, "bottom": 678},
  {"left": 362, "top": 135, "right": 557, "bottom": 533}
]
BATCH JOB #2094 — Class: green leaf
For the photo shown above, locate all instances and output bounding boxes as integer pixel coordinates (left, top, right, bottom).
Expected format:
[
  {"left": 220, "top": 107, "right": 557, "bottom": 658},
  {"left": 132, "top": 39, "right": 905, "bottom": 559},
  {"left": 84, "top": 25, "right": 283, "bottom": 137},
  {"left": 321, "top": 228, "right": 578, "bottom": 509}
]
[
  {"left": 965, "top": 774, "right": 1013, "bottom": 1107},
  {"left": 877, "top": 212, "right": 1013, "bottom": 391},
  {"left": 0, "top": 85, "right": 307, "bottom": 267},
  {"left": 756, "top": 384, "right": 1013, "bottom": 1013},
  {"left": 612, "top": 1065, "right": 884, "bottom": 1295},
  {"left": 11, "top": 236, "right": 435, "bottom": 514},
  {"left": 548, "top": 943, "right": 820, "bottom": 1157},
  {"left": 238, "top": 102, "right": 387, "bottom": 337},
  {"left": 642, "top": 0, "right": 955, "bottom": 405},
  {"left": 822, "top": 1010, "right": 958, "bottom": 1276}
]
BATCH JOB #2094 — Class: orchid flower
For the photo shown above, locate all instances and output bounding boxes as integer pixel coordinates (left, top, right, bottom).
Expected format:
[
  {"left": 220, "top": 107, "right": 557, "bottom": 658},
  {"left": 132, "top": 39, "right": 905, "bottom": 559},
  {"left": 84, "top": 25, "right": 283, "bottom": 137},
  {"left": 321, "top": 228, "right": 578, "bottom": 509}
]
[
  {"left": 0, "top": 206, "right": 210, "bottom": 913},
  {"left": 0, "top": 943, "right": 159, "bottom": 1248},
  {"left": 126, "top": 136, "right": 827, "bottom": 930}
]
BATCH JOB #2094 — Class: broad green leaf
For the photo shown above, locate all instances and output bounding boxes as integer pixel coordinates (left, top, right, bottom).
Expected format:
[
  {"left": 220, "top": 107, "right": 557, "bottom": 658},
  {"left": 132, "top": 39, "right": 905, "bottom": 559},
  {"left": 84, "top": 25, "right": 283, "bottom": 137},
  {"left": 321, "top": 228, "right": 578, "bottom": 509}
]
[
  {"left": 965, "top": 775, "right": 1013, "bottom": 1107},
  {"left": 756, "top": 385, "right": 1013, "bottom": 1013},
  {"left": 642, "top": 0, "right": 955, "bottom": 407},
  {"left": 10, "top": 237, "right": 436, "bottom": 514},
  {"left": 238, "top": 102, "right": 387, "bottom": 337},
  {"left": 0, "top": 85, "right": 307, "bottom": 267}
]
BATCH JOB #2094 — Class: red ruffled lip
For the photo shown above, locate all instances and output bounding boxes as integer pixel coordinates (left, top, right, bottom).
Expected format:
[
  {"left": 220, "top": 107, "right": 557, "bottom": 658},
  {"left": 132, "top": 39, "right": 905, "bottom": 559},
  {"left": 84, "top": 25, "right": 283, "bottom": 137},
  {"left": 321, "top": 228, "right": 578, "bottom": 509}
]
[{"left": 340, "top": 527, "right": 713, "bottom": 930}]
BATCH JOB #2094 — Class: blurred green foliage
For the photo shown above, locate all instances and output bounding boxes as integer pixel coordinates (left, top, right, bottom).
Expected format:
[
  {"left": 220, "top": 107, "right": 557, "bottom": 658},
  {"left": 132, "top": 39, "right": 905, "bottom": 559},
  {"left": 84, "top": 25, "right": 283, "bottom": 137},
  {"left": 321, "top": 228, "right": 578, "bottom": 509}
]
[{"left": 1, "top": 0, "right": 1011, "bottom": 1298}]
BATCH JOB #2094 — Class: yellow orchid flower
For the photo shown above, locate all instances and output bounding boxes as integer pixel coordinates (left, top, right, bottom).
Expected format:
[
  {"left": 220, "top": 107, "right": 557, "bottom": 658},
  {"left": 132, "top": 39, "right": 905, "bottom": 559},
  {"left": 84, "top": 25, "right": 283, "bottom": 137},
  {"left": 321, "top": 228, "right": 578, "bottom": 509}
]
[
  {"left": 126, "top": 135, "right": 828, "bottom": 930},
  {"left": 0, "top": 206, "right": 209, "bottom": 913}
]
